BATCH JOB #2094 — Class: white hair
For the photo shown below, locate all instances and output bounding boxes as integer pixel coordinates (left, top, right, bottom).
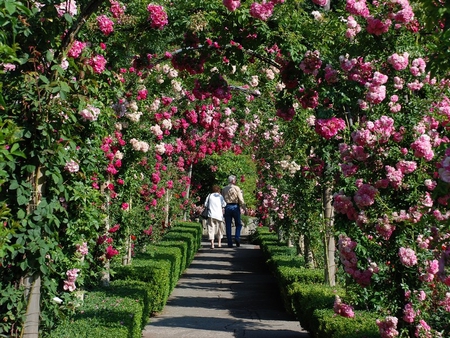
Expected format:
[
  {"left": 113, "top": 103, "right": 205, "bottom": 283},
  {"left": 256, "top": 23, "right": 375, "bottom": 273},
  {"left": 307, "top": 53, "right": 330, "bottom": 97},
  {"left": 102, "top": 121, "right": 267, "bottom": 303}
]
[{"left": 228, "top": 175, "right": 236, "bottom": 183}]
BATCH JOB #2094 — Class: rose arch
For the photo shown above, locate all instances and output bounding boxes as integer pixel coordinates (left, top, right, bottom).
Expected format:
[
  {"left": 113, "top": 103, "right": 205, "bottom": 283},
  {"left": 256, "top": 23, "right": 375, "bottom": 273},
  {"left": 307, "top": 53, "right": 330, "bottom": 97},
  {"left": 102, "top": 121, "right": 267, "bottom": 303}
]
[{"left": 1, "top": 0, "right": 450, "bottom": 336}]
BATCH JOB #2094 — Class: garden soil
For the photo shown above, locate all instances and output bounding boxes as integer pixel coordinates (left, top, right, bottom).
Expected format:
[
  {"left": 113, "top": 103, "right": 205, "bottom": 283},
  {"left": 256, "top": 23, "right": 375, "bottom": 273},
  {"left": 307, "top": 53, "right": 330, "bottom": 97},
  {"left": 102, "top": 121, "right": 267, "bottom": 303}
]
[{"left": 141, "top": 228, "right": 310, "bottom": 338}]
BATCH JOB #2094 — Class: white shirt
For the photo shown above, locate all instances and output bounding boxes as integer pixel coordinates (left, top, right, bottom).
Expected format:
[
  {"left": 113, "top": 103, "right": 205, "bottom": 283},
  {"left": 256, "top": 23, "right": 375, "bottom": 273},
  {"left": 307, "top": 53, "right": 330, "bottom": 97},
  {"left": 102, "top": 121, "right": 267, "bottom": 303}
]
[{"left": 205, "top": 193, "right": 226, "bottom": 221}]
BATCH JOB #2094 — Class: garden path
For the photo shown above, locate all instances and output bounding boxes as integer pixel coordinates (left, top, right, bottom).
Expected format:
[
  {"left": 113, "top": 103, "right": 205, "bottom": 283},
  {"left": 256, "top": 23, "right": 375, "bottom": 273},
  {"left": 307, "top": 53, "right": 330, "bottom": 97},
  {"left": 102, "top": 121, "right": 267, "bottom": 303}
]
[{"left": 141, "top": 234, "right": 310, "bottom": 338}]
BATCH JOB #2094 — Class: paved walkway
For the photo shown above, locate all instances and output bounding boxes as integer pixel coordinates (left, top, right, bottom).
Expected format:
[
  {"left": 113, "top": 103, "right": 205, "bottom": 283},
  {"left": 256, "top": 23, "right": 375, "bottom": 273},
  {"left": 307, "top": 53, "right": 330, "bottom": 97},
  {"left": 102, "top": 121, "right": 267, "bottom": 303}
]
[{"left": 142, "top": 235, "right": 310, "bottom": 338}]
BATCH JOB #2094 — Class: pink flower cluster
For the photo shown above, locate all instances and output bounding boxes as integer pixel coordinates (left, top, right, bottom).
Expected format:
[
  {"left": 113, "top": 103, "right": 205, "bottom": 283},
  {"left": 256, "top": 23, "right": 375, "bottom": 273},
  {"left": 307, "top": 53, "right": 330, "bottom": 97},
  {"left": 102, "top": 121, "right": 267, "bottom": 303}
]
[
  {"left": 387, "top": 52, "right": 409, "bottom": 71},
  {"left": 438, "top": 149, "right": 450, "bottom": 182},
  {"left": 249, "top": 1, "right": 274, "bottom": 21},
  {"left": 63, "top": 268, "right": 80, "bottom": 292},
  {"left": 76, "top": 242, "right": 89, "bottom": 256},
  {"left": 147, "top": 4, "right": 168, "bottom": 29},
  {"left": 338, "top": 234, "right": 375, "bottom": 286},
  {"left": 97, "top": 14, "right": 114, "bottom": 36},
  {"left": 366, "top": 71, "right": 388, "bottom": 104},
  {"left": 76, "top": 242, "right": 88, "bottom": 256},
  {"left": 375, "top": 215, "right": 396, "bottom": 240},
  {"left": 354, "top": 183, "right": 377, "bottom": 209},
  {"left": 55, "top": 0, "right": 77, "bottom": 17},
  {"left": 345, "top": 0, "right": 369, "bottom": 18},
  {"left": 300, "top": 50, "right": 322, "bottom": 76},
  {"left": 314, "top": 117, "right": 346, "bottom": 139},
  {"left": 345, "top": 16, "right": 361, "bottom": 39},
  {"left": 402, "top": 302, "right": 417, "bottom": 323},
  {"left": 376, "top": 316, "right": 399, "bottom": 338},
  {"left": 64, "top": 160, "right": 79, "bottom": 173},
  {"left": 419, "top": 259, "right": 439, "bottom": 282},
  {"left": 398, "top": 247, "right": 418, "bottom": 267},
  {"left": 79, "top": 105, "right": 100, "bottom": 121},
  {"left": 223, "top": 0, "right": 241, "bottom": 11},
  {"left": 110, "top": 0, "right": 126, "bottom": 19},
  {"left": 366, "top": 16, "right": 392, "bottom": 36},
  {"left": 68, "top": 40, "right": 86, "bottom": 58},
  {"left": 333, "top": 295, "right": 355, "bottom": 318},
  {"left": 333, "top": 192, "right": 357, "bottom": 220},
  {"left": 100, "top": 131, "right": 125, "bottom": 186},
  {"left": 89, "top": 54, "right": 107, "bottom": 74},
  {"left": 410, "top": 134, "right": 434, "bottom": 161}
]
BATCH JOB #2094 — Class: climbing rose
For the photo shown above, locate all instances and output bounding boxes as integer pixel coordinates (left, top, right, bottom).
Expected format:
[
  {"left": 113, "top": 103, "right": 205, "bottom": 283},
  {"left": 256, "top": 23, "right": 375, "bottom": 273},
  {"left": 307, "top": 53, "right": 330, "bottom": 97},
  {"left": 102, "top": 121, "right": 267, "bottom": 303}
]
[
  {"left": 105, "top": 245, "right": 119, "bottom": 259},
  {"left": 97, "top": 15, "right": 114, "bottom": 36},
  {"left": 398, "top": 247, "right": 418, "bottom": 267},
  {"left": 312, "top": 0, "right": 328, "bottom": 6},
  {"left": 249, "top": 1, "right": 274, "bottom": 21},
  {"left": 76, "top": 242, "right": 88, "bottom": 256},
  {"left": 314, "top": 117, "right": 346, "bottom": 139},
  {"left": 223, "top": 0, "right": 241, "bottom": 11},
  {"left": 63, "top": 268, "right": 80, "bottom": 292},
  {"left": 89, "top": 54, "right": 107, "bottom": 74},
  {"left": 110, "top": 0, "right": 125, "bottom": 18},
  {"left": 68, "top": 40, "right": 86, "bottom": 58},
  {"left": 55, "top": 0, "right": 77, "bottom": 17},
  {"left": 147, "top": 4, "right": 168, "bottom": 29},
  {"left": 64, "top": 160, "right": 79, "bottom": 173},
  {"left": 333, "top": 296, "right": 355, "bottom": 318},
  {"left": 376, "top": 316, "right": 399, "bottom": 338}
]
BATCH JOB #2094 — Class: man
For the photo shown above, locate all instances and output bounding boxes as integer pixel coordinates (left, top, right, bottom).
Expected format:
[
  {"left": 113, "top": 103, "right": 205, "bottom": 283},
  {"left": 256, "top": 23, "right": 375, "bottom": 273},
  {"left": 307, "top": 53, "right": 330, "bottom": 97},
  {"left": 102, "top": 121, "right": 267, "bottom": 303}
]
[{"left": 222, "top": 175, "right": 246, "bottom": 248}]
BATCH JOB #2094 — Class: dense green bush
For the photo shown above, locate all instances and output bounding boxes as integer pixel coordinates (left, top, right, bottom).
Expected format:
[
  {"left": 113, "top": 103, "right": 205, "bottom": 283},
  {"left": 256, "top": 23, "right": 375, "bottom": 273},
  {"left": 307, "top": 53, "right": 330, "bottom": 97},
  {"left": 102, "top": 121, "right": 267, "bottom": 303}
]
[
  {"left": 46, "top": 221, "right": 202, "bottom": 337},
  {"left": 311, "top": 308, "right": 379, "bottom": 338},
  {"left": 113, "top": 254, "right": 171, "bottom": 314},
  {"left": 287, "top": 282, "right": 341, "bottom": 332},
  {"left": 47, "top": 281, "right": 147, "bottom": 338}
]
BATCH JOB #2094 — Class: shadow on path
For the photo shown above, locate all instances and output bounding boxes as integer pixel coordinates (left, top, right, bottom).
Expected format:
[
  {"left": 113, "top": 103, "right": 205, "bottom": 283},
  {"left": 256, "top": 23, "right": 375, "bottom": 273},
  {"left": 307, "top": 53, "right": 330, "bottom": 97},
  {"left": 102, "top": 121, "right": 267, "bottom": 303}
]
[{"left": 142, "top": 237, "right": 310, "bottom": 338}]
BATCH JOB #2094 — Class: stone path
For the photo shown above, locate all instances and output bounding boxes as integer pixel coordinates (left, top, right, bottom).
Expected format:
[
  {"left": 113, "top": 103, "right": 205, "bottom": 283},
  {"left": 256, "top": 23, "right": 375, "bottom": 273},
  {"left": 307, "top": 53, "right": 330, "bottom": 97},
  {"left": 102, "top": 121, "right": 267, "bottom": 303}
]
[{"left": 142, "top": 236, "right": 310, "bottom": 338}]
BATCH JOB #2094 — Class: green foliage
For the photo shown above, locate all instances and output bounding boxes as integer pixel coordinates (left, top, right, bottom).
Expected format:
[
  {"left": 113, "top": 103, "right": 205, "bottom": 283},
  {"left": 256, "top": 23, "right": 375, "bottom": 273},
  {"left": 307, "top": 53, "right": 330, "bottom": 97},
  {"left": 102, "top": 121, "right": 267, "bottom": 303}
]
[
  {"left": 192, "top": 151, "right": 257, "bottom": 208},
  {"left": 311, "top": 308, "right": 379, "bottom": 338},
  {"left": 113, "top": 256, "right": 171, "bottom": 314},
  {"left": 45, "top": 282, "right": 146, "bottom": 338},
  {"left": 288, "top": 282, "right": 342, "bottom": 332}
]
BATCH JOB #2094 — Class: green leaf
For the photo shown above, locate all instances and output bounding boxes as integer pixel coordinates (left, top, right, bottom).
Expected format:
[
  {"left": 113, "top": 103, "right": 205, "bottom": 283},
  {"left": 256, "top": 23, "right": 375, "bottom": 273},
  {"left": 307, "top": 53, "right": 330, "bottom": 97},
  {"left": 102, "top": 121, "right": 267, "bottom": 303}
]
[
  {"left": 5, "top": 0, "right": 16, "bottom": 15},
  {"left": 19, "top": 260, "right": 28, "bottom": 271},
  {"left": 17, "top": 209, "right": 25, "bottom": 219},
  {"left": 46, "top": 50, "right": 54, "bottom": 63},
  {"left": 9, "top": 180, "right": 19, "bottom": 190},
  {"left": 59, "top": 81, "right": 70, "bottom": 93},
  {"left": 17, "top": 195, "right": 28, "bottom": 205},
  {"left": 39, "top": 75, "right": 49, "bottom": 84}
]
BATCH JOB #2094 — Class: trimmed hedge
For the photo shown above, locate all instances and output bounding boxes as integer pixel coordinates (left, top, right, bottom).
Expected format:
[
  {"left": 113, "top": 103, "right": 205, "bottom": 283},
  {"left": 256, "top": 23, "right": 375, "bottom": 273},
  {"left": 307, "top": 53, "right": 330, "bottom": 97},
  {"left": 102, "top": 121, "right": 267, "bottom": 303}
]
[
  {"left": 311, "top": 308, "right": 380, "bottom": 338},
  {"left": 254, "top": 226, "right": 380, "bottom": 338},
  {"left": 47, "top": 221, "right": 203, "bottom": 338},
  {"left": 288, "top": 282, "right": 342, "bottom": 332},
  {"left": 48, "top": 281, "right": 147, "bottom": 338},
  {"left": 113, "top": 253, "right": 171, "bottom": 313}
]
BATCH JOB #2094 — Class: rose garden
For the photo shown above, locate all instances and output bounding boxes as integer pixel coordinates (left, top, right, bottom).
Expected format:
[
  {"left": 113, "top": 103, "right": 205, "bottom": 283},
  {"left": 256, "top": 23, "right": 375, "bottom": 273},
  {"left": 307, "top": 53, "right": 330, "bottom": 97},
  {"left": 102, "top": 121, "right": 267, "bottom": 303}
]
[{"left": 1, "top": 0, "right": 450, "bottom": 337}]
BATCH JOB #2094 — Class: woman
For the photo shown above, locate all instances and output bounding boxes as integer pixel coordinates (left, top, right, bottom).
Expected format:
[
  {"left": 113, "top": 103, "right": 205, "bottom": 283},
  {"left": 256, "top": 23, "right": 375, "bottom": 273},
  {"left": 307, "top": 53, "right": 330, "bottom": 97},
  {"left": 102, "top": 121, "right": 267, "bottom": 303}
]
[{"left": 204, "top": 185, "right": 226, "bottom": 249}]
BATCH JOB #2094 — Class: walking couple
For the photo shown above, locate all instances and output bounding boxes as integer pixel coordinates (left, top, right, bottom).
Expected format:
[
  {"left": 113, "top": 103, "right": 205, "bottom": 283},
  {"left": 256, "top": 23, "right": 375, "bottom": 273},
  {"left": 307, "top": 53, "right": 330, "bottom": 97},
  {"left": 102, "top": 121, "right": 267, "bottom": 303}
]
[{"left": 204, "top": 175, "right": 247, "bottom": 249}]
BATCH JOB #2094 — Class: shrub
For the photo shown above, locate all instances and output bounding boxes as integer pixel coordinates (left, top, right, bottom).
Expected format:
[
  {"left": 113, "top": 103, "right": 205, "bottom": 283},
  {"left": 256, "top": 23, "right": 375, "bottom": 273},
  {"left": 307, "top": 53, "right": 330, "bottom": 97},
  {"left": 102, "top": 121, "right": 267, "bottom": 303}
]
[
  {"left": 311, "top": 308, "right": 379, "bottom": 338},
  {"left": 113, "top": 253, "right": 171, "bottom": 314},
  {"left": 287, "top": 282, "right": 343, "bottom": 332},
  {"left": 47, "top": 282, "right": 146, "bottom": 338}
]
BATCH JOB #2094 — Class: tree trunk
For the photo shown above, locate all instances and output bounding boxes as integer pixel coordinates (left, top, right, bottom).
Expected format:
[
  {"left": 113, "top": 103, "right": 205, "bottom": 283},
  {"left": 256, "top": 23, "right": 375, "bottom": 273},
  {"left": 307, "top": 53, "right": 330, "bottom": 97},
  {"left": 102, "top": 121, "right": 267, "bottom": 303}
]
[
  {"left": 164, "top": 189, "right": 170, "bottom": 227},
  {"left": 100, "top": 177, "right": 111, "bottom": 286},
  {"left": 22, "top": 165, "right": 45, "bottom": 337},
  {"left": 22, "top": 274, "right": 41, "bottom": 338},
  {"left": 183, "top": 164, "right": 193, "bottom": 221},
  {"left": 323, "top": 186, "right": 336, "bottom": 286}
]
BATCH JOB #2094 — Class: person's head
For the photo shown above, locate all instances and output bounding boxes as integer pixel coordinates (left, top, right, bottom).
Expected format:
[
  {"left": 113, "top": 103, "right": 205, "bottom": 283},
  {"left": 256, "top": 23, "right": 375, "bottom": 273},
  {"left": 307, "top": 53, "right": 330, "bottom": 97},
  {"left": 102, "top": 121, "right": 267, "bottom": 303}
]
[
  {"left": 212, "top": 184, "right": 220, "bottom": 193},
  {"left": 228, "top": 175, "right": 236, "bottom": 184}
]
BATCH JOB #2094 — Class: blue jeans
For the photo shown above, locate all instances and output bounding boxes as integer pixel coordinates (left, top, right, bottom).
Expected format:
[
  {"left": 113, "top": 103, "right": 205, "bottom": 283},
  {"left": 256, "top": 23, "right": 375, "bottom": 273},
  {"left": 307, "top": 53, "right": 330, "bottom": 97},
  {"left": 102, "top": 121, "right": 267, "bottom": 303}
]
[{"left": 224, "top": 204, "right": 242, "bottom": 247}]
